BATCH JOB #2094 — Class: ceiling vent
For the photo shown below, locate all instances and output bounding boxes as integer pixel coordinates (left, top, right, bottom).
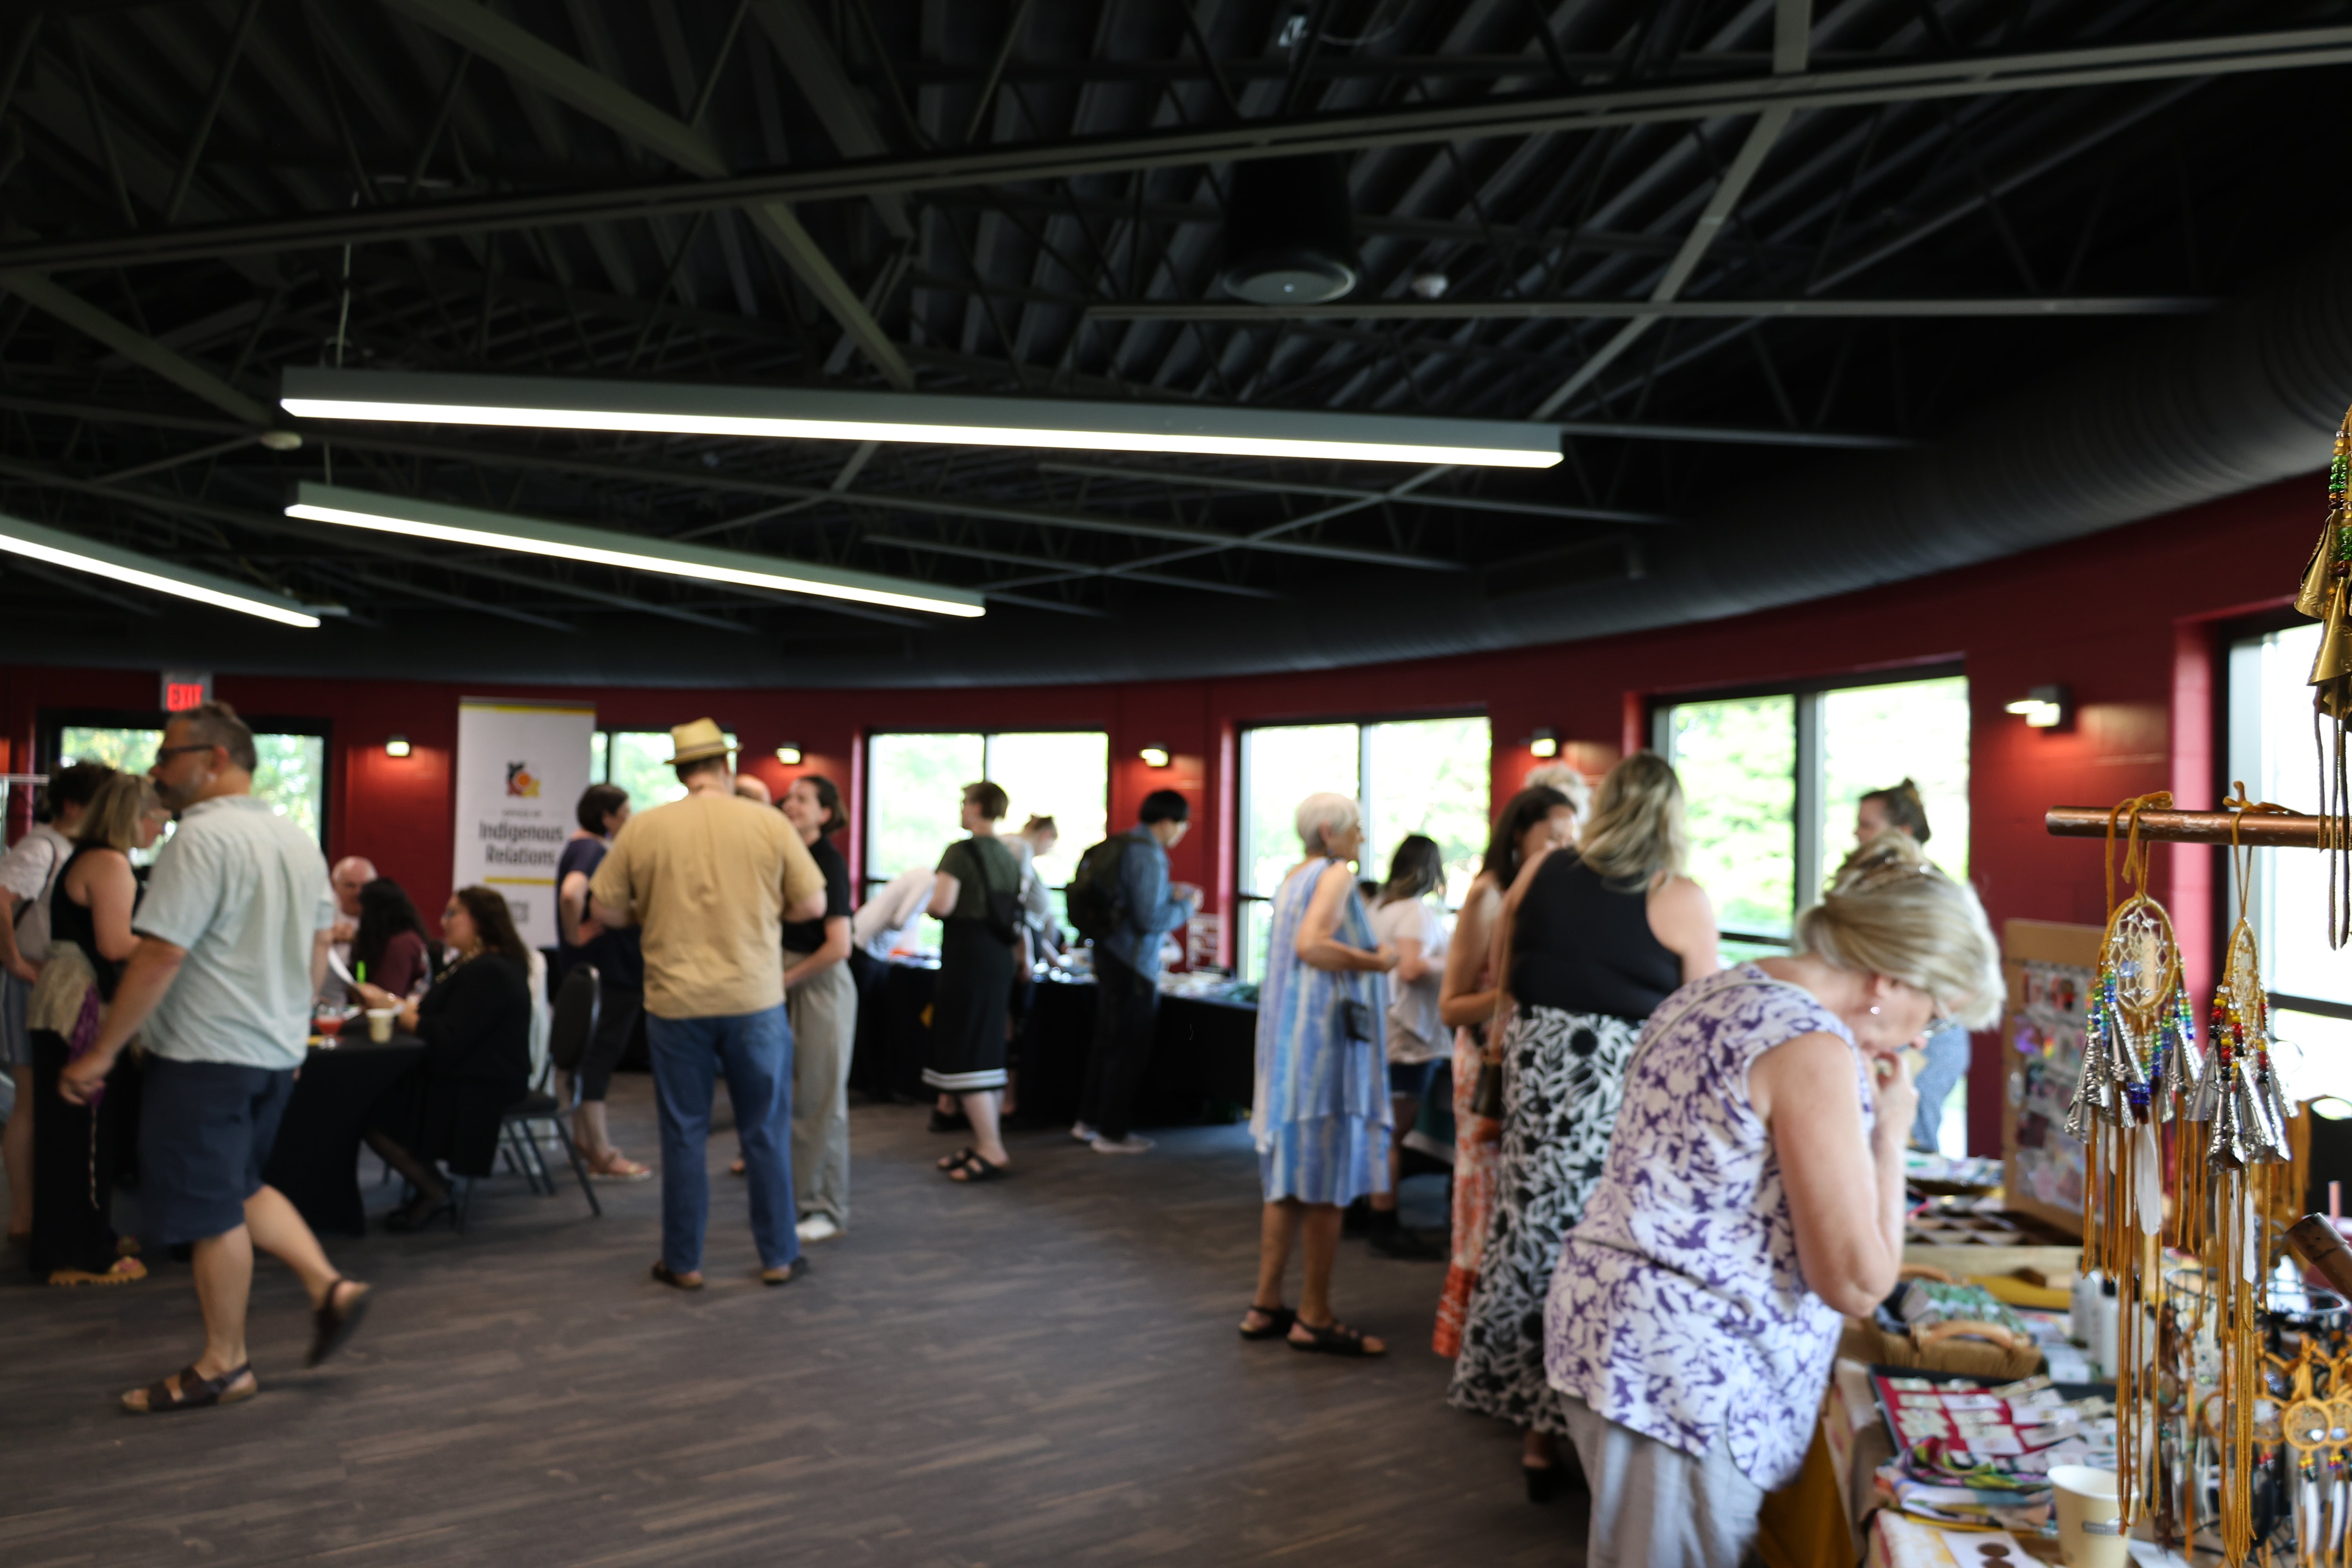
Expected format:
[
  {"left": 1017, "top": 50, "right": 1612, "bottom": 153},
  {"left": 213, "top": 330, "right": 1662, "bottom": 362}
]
[{"left": 1218, "top": 154, "right": 1359, "bottom": 305}]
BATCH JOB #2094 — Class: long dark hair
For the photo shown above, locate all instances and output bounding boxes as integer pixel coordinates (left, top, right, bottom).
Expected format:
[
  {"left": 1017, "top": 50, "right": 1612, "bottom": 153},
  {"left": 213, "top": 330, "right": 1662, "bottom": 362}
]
[
  {"left": 797, "top": 774, "right": 846, "bottom": 836},
  {"left": 1379, "top": 834, "right": 1444, "bottom": 905},
  {"left": 452, "top": 885, "right": 532, "bottom": 967},
  {"left": 354, "top": 878, "right": 432, "bottom": 975},
  {"left": 1479, "top": 786, "right": 1571, "bottom": 887}
]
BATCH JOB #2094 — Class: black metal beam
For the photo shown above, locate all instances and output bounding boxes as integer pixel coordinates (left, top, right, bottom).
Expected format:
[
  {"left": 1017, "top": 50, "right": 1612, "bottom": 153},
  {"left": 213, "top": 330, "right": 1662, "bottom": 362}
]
[{"left": 7, "top": 28, "right": 2348, "bottom": 272}]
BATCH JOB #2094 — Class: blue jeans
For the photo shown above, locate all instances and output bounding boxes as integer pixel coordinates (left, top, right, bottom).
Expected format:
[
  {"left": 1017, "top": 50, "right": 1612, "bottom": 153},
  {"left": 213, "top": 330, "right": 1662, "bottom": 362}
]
[
  {"left": 1911, "top": 1022, "right": 1972, "bottom": 1152},
  {"left": 646, "top": 1006, "right": 798, "bottom": 1273}
]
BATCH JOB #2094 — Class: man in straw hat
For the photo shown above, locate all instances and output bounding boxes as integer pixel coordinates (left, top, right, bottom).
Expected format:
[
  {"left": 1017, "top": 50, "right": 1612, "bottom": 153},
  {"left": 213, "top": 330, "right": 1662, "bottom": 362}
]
[{"left": 590, "top": 719, "right": 828, "bottom": 1289}]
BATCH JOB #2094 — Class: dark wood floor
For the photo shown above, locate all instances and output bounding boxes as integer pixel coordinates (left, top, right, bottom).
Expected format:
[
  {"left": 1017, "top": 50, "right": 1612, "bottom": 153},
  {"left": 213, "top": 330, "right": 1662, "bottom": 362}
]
[{"left": 2, "top": 1076, "right": 1586, "bottom": 1566}]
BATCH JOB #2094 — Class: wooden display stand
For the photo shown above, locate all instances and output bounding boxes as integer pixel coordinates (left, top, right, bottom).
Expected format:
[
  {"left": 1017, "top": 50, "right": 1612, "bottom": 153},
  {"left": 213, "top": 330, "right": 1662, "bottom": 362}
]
[{"left": 1998, "top": 918, "right": 2100, "bottom": 1240}]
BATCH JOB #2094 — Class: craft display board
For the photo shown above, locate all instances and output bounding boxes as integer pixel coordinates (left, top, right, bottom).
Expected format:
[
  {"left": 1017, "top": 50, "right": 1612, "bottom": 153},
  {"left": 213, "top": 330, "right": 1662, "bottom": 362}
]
[{"left": 2000, "top": 919, "right": 2100, "bottom": 1239}]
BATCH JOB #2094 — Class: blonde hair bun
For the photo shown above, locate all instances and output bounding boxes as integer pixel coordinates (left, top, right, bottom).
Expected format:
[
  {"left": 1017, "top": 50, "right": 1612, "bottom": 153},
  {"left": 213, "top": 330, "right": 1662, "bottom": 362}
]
[{"left": 1797, "top": 833, "right": 2002, "bottom": 1030}]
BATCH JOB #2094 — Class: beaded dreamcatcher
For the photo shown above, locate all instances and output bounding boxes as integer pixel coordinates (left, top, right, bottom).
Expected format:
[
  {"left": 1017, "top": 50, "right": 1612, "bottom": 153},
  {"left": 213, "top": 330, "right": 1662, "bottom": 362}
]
[
  {"left": 2069, "top": 794, "right": 2202, "bottom": 1528},
  {"left": 2297, "top": 405, "right": 2352, "bottom": 947},
  {"left": 2176, "top": 791, "right": 2301, "bottom": 1563}
]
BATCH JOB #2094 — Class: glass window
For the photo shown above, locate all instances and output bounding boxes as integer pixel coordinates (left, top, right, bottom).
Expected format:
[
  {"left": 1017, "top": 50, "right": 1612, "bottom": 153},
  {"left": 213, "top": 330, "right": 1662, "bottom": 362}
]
[
  {"left": 1819, "top": 676, "right": 1972, "bottom": 886},
  {"left": 862, "top": 732, "right": 1111, "bottom": 903},
  {"left": 1668, "top": 695, "right": 1796, "bottom": 952},
  {"left": 1236, "top": 715, "right": 1491, "bottom": 982},
  {"left": 56, "top": 723, "right": 328, "bottom": 853},
  {"left": 2228, "top": 621, "right": 2352, "bottom": 1094},
  {"left": 1364, "top": 716, "right": 1492, "bottom": 907},
  {"left": 866, "top": 733, "right": 986, "bottom": 886},
  {"left": 985, "top": 731, "right": 1109, "bottom": 895},
  {"left": 1661, "top": 672, "right": 1971, "bottom": 961},
  {"left": 593, "top": 729, "right": 737, "bottom": 811}
]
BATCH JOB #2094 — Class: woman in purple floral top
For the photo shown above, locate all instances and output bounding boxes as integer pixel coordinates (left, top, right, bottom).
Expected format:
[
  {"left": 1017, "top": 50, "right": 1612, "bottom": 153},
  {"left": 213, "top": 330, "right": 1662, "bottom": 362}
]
[{"left": 1543, "top": 835, "right": 2001, "bottom": 1567}]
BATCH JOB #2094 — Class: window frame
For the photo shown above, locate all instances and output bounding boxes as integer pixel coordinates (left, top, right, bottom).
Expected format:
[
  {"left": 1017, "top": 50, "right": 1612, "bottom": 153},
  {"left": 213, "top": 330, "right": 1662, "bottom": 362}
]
[
  {"left": 858, "top": 726, "right": 1111, "bottom": 899},
  {"left": 2219, "top": 607, "right": 2339, "bottom": 1023},
  {"left": 1647, "top": 659, "right": 1966, "bottom": 947},
  {"left": 1232, "top": 707, "right": 1489, "bottom": 980},
  {"left": 38, "top": 706, "right": 334, "bottom": 851}
]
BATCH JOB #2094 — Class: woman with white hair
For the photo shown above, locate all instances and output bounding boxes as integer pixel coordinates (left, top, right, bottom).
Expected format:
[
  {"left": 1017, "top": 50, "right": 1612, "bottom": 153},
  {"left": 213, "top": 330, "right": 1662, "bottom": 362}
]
[
  {"left": 1451, "top": 751, "right": 1718, "bottom": 1501},
  {"left": 1544, "top": 833, "right": 2002, "bottom": 1566},
  {"left": 1239, "top": 792, "right": 1399, "bottom": 1357}
]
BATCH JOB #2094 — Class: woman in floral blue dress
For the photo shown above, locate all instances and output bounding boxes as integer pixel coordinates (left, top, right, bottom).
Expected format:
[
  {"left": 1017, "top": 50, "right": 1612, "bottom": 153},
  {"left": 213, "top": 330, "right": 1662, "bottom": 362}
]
[
  {"left": 1543, "top": 834, "right": 2002, "bottom": 1566},
  {"left": 1239, "top": 793, "right": 1399, "bottom": 1357}
]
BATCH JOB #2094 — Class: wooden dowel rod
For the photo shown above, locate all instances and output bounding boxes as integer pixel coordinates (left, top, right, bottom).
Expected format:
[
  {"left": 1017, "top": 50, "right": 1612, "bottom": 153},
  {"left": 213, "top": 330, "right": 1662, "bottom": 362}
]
[{"left": 2044, "top": 806, "right": 2328, "bottom": 846}]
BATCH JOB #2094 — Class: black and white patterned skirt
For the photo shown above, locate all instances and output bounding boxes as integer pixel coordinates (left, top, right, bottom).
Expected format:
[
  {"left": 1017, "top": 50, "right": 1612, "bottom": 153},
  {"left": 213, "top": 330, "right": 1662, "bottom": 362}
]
[{"left": 1446, "top": 1004, "right": 1642, "bottom": 1435}]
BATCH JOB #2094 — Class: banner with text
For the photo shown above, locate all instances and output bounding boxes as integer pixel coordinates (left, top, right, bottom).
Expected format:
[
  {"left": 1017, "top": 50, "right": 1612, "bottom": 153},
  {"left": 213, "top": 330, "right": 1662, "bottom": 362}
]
[{"left": 453, "top": 697, "right": 595, "bottom": 951}]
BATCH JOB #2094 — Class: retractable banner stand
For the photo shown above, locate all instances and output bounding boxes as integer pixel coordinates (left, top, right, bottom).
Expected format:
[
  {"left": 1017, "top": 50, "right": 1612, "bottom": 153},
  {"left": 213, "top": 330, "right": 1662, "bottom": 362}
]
[{"left": 453, "top": 697, "right": 595, "bottom": 951}]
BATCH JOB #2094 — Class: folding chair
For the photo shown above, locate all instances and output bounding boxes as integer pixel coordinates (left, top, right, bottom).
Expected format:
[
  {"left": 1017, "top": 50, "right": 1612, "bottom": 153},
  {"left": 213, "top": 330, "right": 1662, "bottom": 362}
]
[{"left": 461, "top": 964, "right": 602, "bottom": 1229}]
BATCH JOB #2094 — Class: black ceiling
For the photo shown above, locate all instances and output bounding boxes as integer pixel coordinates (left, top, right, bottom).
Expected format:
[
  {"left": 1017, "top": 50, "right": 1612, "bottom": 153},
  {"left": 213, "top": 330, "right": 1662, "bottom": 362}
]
[{"left": 1, "top": 0, "right": 2348, "bottom": 687}]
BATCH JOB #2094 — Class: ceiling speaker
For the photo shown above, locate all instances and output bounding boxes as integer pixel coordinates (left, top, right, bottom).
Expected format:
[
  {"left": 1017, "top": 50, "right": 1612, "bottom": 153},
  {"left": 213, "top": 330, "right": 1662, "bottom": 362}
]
[{"left": 1218, "top": 154, "right": 1359, "bottom": 305}]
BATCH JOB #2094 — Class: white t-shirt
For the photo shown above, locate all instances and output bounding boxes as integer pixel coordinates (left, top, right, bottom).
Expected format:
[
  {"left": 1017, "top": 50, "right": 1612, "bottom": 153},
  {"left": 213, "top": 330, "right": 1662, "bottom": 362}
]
[
  {"left": 852, "top": 867, "right": 936, "bottom": 960},
  {"left": 0, "top": 822, "right": 73, "bottom": 962},
  {"left": 134, "top": 795, "right": 336, "bottom": 1071},
  {"left": 1371, "top": 896, "right": 1450, "bottom": 1065}
]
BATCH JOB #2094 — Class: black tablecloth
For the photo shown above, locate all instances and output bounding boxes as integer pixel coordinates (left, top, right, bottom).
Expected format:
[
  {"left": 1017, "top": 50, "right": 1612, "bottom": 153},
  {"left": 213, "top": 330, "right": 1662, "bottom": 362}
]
[
  {"left": 262, "top": 1034, "right": 426, "bottom": 1237},
  {"left": 850, "top": 961, "right": 1256, "bottom": 1128}
]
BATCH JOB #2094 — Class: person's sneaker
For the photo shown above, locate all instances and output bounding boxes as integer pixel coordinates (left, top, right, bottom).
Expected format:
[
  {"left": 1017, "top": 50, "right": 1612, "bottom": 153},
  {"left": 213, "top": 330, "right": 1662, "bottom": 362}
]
[
  {"left": 1070, "top": 1121, "right": 1099, "bottom": 1142},
  {"left": 1091, "top": 1134, "right": 1155, "bottom": 1155},
  {"left": 795, "top": 1215, "right": 843, "bottom": 1244}
]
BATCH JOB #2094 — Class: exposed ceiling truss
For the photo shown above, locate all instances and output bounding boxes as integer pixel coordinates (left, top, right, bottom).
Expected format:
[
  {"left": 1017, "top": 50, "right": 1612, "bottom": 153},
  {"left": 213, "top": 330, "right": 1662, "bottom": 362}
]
[{"left": 0, "top": 0, "right": 2344, "bottom": 674}]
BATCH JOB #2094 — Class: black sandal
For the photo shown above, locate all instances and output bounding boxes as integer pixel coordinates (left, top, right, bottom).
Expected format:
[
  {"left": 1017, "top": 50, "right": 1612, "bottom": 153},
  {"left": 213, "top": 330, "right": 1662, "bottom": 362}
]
[
  {"left": 122, "top": 1363, "right": 257, "bottom": 1414},
  {"left": 945, "top": 1152, "right": 1007, "bottom": 1182},
  {"left": 1287, "top": 1318, "right": 1385, "bottom": 1357},
  {"left": 306, "top": 1279, "right": 372, "bottom": 1368},
  {"left": 1239, "top": 1304, "right": 1297, "bottom": 1341},
  {"left": 650, "top": 1261, "right": 704, "bottom": 1290},
  {"left": 935, "top": 1145, "right": 978, "bottom": 1172}
]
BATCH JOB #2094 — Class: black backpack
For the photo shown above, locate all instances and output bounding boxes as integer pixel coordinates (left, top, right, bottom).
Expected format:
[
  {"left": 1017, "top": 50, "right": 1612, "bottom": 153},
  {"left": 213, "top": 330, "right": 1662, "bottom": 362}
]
[{"left": 1064, "top": 833, "right": 1136, "bottom": 942}]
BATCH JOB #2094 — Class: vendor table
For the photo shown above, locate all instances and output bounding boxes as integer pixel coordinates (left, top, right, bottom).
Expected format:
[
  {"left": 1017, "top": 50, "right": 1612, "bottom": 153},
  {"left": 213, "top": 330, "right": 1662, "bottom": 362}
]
[
  {"left": 262, "top": 1033, "right": 425, "bottom": 1237},
  {"left": 851, "top": 961, "right": 1256, "bottom": 1126}
]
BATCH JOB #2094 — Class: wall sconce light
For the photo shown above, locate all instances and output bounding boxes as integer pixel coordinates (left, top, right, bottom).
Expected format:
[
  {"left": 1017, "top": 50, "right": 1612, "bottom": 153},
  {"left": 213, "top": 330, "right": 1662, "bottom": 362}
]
[
  {"left": 385, "top": 735, "right": 412, "bottom": 758},
  {"left": 1139, "top": 745, "right": 1171, "bottom": 769},
  {"left": 2003, "top": 685, "right": 2071, "bottom": 729},
  {"left": 775, "top": 745, "right": 803, "bottom": 766},
  {"left": 1527, "top": 727, "right": 1559, "bottom": 759}
]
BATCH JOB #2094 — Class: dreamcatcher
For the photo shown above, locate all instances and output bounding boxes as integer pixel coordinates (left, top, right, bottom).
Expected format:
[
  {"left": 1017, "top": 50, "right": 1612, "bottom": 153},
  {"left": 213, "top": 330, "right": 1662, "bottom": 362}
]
[
  {"left": 2297, "top": 405, "right": 2352, "bottom": 946},
  {"left": 2069, "top": 793, "right": 2201, "bottom": 1528},
  {"left": 2189, "top": 788, "right": 2301, "bottom": 1560}
]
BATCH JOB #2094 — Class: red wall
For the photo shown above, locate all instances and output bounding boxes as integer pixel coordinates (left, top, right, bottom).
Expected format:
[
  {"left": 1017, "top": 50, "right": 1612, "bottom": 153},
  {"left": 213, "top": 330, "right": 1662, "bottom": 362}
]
[{"left": 0, "top": 472, "right": 2321, "bottom": 1154}]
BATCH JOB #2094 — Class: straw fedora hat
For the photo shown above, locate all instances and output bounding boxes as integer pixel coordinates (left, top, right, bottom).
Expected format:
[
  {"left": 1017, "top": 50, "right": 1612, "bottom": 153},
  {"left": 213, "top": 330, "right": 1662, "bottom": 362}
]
[{"left": 667, "top": 718, "right": 734, "bottom": 766}]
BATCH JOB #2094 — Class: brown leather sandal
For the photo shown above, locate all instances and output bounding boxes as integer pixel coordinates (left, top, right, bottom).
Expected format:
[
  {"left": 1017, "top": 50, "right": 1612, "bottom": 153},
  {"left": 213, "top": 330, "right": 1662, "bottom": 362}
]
[
  {"left": 122, "top": 1363, "right": 257, "bottom": 1414},
  {"left": 306, "top": 1279, "right": 372, "bottom": 1368}
]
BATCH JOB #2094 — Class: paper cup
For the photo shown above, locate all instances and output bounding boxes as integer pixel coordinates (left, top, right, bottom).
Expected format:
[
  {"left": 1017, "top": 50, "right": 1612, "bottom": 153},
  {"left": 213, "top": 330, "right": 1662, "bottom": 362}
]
[
  {"left": 366, "top": 1008, "right": 397, "bottom": 1044},
  {"left": 2049, "top": 1465, "right": 2123, "bottom": 1568}
]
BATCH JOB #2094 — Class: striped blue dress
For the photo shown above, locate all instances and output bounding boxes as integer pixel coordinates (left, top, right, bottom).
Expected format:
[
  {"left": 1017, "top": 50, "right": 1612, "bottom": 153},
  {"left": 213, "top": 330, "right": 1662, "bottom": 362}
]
[{"left": 1250, "top": 859, "right": 1392, "bottom": 1205}]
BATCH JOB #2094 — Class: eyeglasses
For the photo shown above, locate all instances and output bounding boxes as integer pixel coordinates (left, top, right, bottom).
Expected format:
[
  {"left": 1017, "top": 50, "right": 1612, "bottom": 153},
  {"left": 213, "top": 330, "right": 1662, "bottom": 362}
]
[{"left": 153, "top": 743, "right": 213, "bottom": 762}]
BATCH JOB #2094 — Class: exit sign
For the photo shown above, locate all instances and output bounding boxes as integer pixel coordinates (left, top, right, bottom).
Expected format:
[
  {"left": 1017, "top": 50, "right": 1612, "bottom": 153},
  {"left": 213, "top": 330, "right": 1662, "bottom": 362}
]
[{"left": 161, "top": 672, "right": 212, "bottom": 712}]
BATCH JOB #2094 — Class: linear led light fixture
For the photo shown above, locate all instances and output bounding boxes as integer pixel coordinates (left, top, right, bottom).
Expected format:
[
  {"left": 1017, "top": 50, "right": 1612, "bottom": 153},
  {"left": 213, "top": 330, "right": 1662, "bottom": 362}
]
[
  {"left": 280, "top": 367, "right": 1564, "bottom": 470},
  {"left": 283, "top": 483, "right": 985, "bottom": 619},
  {"left": 0, "top": 510, "right": 324, "bottom": 628}
]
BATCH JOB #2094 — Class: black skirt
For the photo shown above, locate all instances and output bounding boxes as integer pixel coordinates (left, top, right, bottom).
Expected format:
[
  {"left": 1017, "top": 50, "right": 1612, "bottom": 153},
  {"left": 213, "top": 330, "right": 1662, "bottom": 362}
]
[
  {"left": 28, "top": 1030, "right": 132, "bottom": 1277},
  {"left": 923, "top": 919, "right": 1015, "bottom": 1093},
  {"left": 372, "top": 1066, "right": 527, "bottom": 1179}
]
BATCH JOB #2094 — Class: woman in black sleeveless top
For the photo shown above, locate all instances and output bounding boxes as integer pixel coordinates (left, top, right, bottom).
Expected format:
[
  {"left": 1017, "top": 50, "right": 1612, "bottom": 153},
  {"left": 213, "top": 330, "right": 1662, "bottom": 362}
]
[
  {"left": 1447, "top": 753, "right": 1720, "bottom": 1500},
  {"left": 30, "top": 775, "right": 167, "bottom": 1283}
]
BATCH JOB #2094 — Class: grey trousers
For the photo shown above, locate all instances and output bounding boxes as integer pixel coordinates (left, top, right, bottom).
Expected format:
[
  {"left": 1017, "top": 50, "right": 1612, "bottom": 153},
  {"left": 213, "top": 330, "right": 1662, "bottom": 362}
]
[
  {"left": 1560, "top": 1395, "right": 1766, "bottom": 1568},
  {"left": 786, "top": 953, "right": 858, "bottom": 1227}
]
